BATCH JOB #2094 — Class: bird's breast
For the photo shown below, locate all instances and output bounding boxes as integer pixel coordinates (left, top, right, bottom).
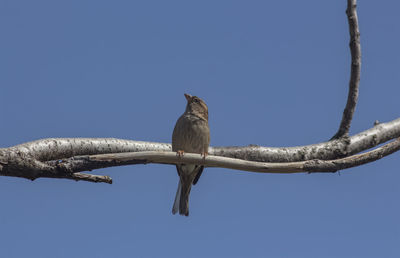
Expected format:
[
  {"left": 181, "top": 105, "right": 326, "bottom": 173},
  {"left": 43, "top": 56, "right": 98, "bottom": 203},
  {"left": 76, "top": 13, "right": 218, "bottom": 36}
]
[{"left": 172, "top": 114, "right": 209, "bottom": 154}]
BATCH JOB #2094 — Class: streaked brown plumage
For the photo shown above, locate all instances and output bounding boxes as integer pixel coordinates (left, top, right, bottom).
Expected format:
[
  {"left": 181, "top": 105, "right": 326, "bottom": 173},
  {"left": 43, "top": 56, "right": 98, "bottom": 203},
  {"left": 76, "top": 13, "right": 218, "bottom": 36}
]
[{"left": 172, "top": 93, "right": 210, "bottom": 216}]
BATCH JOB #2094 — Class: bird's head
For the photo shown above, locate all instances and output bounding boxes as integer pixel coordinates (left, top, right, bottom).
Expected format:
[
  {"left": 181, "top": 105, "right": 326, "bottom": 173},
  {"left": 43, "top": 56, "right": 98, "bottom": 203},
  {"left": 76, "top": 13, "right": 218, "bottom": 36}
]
[{"left": 184, "top": 93, "right": 208, "bottom": 121}]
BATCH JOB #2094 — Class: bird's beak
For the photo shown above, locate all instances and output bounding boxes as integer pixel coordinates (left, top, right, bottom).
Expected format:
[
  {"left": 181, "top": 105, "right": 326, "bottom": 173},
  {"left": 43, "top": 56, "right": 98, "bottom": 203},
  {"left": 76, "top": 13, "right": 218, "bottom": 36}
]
[{"left": 184, "top": 93, "right": 192, "bottom": 102}]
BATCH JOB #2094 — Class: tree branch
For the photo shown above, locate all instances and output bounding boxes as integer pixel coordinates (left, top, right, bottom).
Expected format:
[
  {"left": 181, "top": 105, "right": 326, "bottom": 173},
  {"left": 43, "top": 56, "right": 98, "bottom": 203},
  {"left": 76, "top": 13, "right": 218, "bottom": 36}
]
[
  {"left": 212, "top": 117, "right": 400, "bottom": 162},
  {"left": 331, "top": 0, "right": 361, "bottom": 139},
  {"left": 9, "top": 138, "right": 170, "bottom": 161},
  {"left": 0, "top": 150, "right": 112, "bottom": 183},
  {"left": 0, "top": 161, "right": 112, "bottom": 183},
  {"left": 46, "top": 137, "right": 400, "bottom": 175},
  {"left": 1, "top": 117, "right": 399, "bottom": 183},
  {"left": 4, "top": 117, "right": 400, "bottom": 165},
  {"left": 304, "top": 137, "right": 400, "bottom": 172}
]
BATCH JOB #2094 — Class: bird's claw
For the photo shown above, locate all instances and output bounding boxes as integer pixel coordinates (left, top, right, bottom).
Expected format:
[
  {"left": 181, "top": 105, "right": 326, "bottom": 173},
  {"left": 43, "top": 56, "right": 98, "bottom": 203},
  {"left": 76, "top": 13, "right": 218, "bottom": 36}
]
[
  {"left": 176, "top": 150, "right": 184, "bottom": 158},
  {"left": 201, "top": 152, "right": 208, "bottom": 160}
]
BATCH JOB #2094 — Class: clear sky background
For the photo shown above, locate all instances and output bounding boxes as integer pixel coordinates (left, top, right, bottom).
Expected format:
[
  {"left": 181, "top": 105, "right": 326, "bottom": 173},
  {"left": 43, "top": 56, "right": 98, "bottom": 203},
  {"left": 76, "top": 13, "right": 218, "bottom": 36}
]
[{"left": 1, "top": 0, "right": 399, "bottom": 257}]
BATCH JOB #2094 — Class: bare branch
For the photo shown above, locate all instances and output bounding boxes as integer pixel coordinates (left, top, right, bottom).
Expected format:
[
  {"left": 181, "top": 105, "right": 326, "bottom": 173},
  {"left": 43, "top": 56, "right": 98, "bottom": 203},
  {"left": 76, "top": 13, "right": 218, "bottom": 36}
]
[
  {"left": 9, "top": 138, "right": 170, "bottom": 161},
  {"left": 4, "top": 118, "right": 400, "bottom": 166},
  {"left": 305, "top": 137, "right": 400, "bottom": 172},
  {"left": 52, "top": 152, "right": 304, "bottom": 174},
  {"left": 0, "top": 149, "right": 112, "bottom": 183},
  {"left": 213, "top": 118, "right": 400, "bottom": 162},
  {"left": 0, "top": 164, "right": 112, "bottom": 183},
  {"left": 3, "top": 115, "right": 397, "bottom": 185},
  {"left": 52, "top": 138, "right": 400, "bottom": 174},
  {"left": 68, "top": 173, "right": 112, "bottom": 184},
  {"left": 331, "top": 0, "right": 361, "bottom": 139}
]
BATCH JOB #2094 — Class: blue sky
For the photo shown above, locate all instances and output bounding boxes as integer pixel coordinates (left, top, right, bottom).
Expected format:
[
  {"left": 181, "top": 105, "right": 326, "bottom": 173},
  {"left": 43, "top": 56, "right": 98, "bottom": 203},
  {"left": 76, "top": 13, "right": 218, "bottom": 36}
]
[{"left": 1, "top": 0, "right": 400, "bottom": 257}]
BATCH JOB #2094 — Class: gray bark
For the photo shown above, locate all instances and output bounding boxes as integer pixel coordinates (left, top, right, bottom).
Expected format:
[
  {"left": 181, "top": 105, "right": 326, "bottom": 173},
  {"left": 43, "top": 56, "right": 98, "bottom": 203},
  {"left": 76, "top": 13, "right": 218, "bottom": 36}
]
[
  {"left": 331, "top": 0, "right": 361, "bottom": 139},
  {"left": 0, "top": 117, "right": 399, "bottom": 183}
]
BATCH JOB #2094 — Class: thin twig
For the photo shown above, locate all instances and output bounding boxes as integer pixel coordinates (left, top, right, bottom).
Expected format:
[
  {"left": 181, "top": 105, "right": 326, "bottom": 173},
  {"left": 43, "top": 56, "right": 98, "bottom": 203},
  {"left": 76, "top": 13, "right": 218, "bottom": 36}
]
[
  {"left": 69, "top": 173, "right": 112, "bottom": 184},
  {"left": 331, "top": 0, "right": 361, "bottom": 139}
]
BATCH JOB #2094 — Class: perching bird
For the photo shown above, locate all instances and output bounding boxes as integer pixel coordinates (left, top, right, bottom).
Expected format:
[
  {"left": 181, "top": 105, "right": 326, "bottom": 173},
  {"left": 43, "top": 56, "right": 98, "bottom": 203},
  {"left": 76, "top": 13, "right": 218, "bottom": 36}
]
[{"left": 172, "top": 93, "right": 210, "bottom": 216}]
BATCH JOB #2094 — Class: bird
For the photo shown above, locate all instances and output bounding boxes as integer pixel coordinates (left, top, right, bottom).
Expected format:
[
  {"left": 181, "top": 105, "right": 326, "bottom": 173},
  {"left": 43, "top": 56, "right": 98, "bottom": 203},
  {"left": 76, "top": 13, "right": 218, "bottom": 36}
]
[{"left": 172, "top": 93, "right": 210, "bottom": 216}]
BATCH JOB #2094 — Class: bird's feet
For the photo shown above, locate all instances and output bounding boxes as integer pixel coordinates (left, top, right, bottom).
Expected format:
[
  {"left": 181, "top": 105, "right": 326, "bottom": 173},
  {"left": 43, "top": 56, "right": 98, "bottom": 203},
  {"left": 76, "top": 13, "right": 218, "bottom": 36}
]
[
  {"left": 176, "top": 150, "right": 185, "bottom": 158},
  {"left": 201, "top": 151, "right": 208, "bottom": 160}
]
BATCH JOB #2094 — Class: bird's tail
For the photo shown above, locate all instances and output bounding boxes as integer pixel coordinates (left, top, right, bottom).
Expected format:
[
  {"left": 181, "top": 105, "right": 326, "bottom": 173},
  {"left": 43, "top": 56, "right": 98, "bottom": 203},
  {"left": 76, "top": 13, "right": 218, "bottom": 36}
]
[
  {"left": 172, "top": 178, "right": 192, "bottom": 216},
  {"left": 172, "top": 180, "right": 181, "bottom": 215},
  {"left": 179, "top": 177, "right": 192, "bottom": 216}
]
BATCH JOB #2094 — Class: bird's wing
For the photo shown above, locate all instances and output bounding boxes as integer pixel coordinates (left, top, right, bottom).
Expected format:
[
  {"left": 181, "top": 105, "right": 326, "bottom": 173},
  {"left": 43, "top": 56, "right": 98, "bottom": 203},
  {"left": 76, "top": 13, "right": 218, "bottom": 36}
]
[{"left": 192, "top": 166, "right": 204, "bottom": 185}]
